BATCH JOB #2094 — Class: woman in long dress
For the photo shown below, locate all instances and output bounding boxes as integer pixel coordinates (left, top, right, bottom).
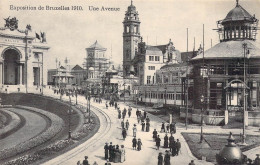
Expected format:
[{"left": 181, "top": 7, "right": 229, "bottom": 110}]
[{"left": 120, "top": 145, "right": 125, "bottom": 162}]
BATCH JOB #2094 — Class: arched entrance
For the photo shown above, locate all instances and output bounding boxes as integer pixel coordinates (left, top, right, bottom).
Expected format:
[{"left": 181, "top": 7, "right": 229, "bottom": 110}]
[{"left": 3, "top": 49, "right": 20, "bottom": 85}]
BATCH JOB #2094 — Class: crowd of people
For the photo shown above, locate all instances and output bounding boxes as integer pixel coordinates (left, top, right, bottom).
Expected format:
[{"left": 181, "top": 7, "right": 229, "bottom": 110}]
[{"left": 76, "top": 99, "right": 192, "bottom": 165}]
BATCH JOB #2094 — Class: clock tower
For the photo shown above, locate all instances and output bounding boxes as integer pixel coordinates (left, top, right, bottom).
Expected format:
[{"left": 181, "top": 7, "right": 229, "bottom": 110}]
[{"left": 123, "top": 0, "right": 141, "bottom": 77}]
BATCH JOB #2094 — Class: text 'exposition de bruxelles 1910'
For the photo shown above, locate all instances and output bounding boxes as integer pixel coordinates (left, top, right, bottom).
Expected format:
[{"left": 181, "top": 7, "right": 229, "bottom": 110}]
[{"left": 9, "top": 5, "right": 120, "bottom": 11}]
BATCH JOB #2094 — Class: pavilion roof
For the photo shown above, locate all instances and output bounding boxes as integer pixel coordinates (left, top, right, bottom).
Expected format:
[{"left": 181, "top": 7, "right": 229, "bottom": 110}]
[{"left": 192, "top": 40, "right": 260, "bottom": 61}]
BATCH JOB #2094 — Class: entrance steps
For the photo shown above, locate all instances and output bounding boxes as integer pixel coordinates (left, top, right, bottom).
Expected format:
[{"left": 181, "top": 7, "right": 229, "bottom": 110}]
[
  {"left": 0, "top": 85, "right": 26, "bottom": 93},
  {"left": 0, "top": 85, "right": 42, "bottom": 94}
]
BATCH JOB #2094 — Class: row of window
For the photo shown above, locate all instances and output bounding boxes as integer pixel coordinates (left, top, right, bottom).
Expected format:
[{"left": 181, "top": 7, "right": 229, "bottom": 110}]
[
  {"left": 148, "top": 66, "right": 155, "bottom": 70},
  {"left": 149, "top": 56, "right": 160, "bottom": 61},
  {"left": 142, "top": 92, "right": 182, "bottom": 100}
]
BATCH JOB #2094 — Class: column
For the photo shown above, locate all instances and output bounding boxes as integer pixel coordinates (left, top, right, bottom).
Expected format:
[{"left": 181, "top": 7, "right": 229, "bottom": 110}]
[
  {"left": 0, "top": 63, "right": 2, "bottom": 84},
  {"left": 19, "top": 64, "right": 23, "bottom": 85}
]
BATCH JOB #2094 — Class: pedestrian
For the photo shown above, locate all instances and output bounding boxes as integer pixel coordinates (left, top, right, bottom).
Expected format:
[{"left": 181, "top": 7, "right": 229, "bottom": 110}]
[
  {"left": 164, "top": 133, "right": 169, "bottom": 148},
  {"left": 136, "top": 109, "right": 139, "bottom": 118},
  {"left": 104, "top": 142, "right": 109, "bottom": 160},
  {"left": 83, "top": 156, "right": 89, "bottom": 165},
  {"left": 171, "top": 139, "right": 177, "bottom": 156},
  {"left": 144, "top": 111, "right": 147, "bottom": 119},
  {"left": 133, "top": 124, "right": 137, "bottom": 137},
  {"left": 122, "top": 108, "right": 127, "bottom": 119},
  {"left": 125, "top": 120, "right": 129, "bottom": 130},
  {"left": 93, "top": 161, "right": 98, "bottom": 165},
  {"left": 114, "top": 145, "right": 120, "bottom": 163},
  {"left": 137, "top": 116, "right": 141, "bottom": 124},
  {"left": 166, "top": 123, "right": 170, "bottom": 133},
  {"left": 173, "top": 123, "right": 176, "bottom": 134},
  {"left": 156, "top": 135, "right": 161, "bottom": 150},
  {"left": 105, "top": 159, "right": 111, "bottom": 165},
  {"left": 121, "top": 120, "right": 124, "bottom": 129},
  {"left": 132, "top": 137, "right": 137, "bottom": 150},
  {"left": 152, "top": 129, "right": 158, "bottom": 141},
  {"left": 170, "top": 123, "right": 173, "bottom": 133},
  {"left": 106, "top": 102, "right": 108, "bottom": 109},
  {"left": 169, "top": 133, "right": 174, "bottom": 152},
  {"left": 114, "top": 102, "right": 117, "bottom": 110},
  {"left": 137, "top": 138, "right": 142, "bottom": 151},
  {"left": 120, "top": 145, "right": 125, "bottom": 162},
  {"left": 118, "top": 109, "right": 121, "bottom": 119},
  {"left": 111, "top": 145, "right": 116, "bottom": 162},
  {"left": 77, "top": 161, "right": 81, "bottom": 165},
  {"left": 161, "top": 122, "right": 165, "bottom": 132},
  {"left": 141, "top": 121, "right": 145, "bottom": 131},
  {"left": 146, "top": 121, "right": 150, "bottom": 132},
  {"left": 122, "top": 128, "right": 127, "bottom": 140},
  {"left": 158, "top": 152, "right": 163, "bottom": 165},
  {"left": 164, "top": 150, "right": 171, "bottom": 165},
  {"left": 109, "top": 142, "right": 113, "bottom": 162},
  {"left": 189, "top": 160, "right": 196, "bottom": 165},
  {"left": 128, "top": 107, "right": 132, "bottom": 117},
  {"left": 146, "top": 116, "right": 150, "bottom": 123},
  {"left": 176, "top": 139, "right": 181, "bottom": 155}
]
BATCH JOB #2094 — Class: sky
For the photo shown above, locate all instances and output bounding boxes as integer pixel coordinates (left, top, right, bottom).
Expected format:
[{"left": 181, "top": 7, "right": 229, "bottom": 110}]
[{"left": 0, "top": 0, "right": 260, "bottom": 69}]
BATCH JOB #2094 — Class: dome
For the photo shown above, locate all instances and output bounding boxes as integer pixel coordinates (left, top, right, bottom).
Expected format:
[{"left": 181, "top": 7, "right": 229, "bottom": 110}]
[{"left": 222, "top": 2, "right": 255, "bottom": 24}]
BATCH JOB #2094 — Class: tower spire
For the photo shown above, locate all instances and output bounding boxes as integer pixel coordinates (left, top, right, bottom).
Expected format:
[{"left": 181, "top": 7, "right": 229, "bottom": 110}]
[
  {"left": 236, "top": 0, "right": 239, "bottom": 6},
  {"left": 131, "top": 0, "right": 133, "bottom": 6}
]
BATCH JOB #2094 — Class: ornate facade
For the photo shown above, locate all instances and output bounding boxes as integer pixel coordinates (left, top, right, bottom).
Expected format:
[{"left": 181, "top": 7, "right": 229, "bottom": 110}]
[
  {"left": 191, "top": 0, "right": 260, "bottom": 111},
  {"left": 0, "top": 17, "right": 50, "bottom": 93}
]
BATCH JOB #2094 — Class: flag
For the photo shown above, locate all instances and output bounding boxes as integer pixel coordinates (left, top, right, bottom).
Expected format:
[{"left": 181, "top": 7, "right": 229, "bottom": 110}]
[{"left": 35, "top": 33, "right": 41, "bottom": 40}]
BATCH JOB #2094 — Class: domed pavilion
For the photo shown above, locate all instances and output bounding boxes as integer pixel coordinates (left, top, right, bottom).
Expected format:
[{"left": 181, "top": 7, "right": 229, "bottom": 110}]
[{"left": 190, "top": 0, "right": 260, "bottom": 119}]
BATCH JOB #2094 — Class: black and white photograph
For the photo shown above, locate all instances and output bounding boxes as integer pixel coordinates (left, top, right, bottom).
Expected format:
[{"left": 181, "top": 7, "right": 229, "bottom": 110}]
[{"left": 0, "top": 0, "right": 260, "bottom": 164}]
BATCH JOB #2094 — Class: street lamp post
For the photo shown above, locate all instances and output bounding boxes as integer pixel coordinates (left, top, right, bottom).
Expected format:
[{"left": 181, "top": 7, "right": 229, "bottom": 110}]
[
  {"left": 200, "top": 95, "right": 205, "bottom": 143},
  {"left": 164, "top": 86, "right": 167, "bottom": 115},
  {"left": 68, "top": 92, "right": 74, "bottom": 139},
  {"left": 242, "top": 43, "right": 248, "bottom": 145}
]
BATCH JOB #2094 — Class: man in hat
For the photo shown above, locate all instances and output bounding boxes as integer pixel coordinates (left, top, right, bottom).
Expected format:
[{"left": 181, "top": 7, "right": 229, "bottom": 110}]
[
  {"left": 109, "top": 142, "right": 113, "bottom": 161},
  {"left": 132, "top": 137, "right": 137, "bottom": 150},
  {"left": 122, "top": 128, "right": 127, "bottom": 140},
  {"left": 144, "top": 111, "right": 147, "bottom": 119},
  {"left": 121, "top": 120, "right": 124, "bottom": 129},
  {"left": 146, "top": 121, "right": 150, "bottom": 132},
  {"left": 83, "top": 156, "right": 89, "bottom": 165},
  {"left": 164, "top": 133, "right": 169, "bottom": 148},
  {"left": 156, "top": 135, "right": 161, "bottom": 150},
  {"left": 158, "top": 152, "right": 163, "bottom": 165},
  {"left": 161, "top": 122, "right": 165, "bottom": 132},
  {"left": 153, "top": 129, "right": 158, "bottom": 141},
  {"left": 164, "top": 150, "right": 171, "bottom": 165},
  {"left": 176, "top": 139, "right": 181, "bottom": 155},
  {"left": 169, "top": 133, "right": 174, "bottom": 152},
  {"left": 128, "top": 106, "right": 132, "bottom": 117},
  {"left": 125, "top": 119, "right": 130, "bottom": 130},
  {"left": 141, "top": 121, "right": 145, "bottom": 131},
  {"left": 137, "top": 138, "right": 142, "bottom": 151},
  {"left": 104, "top": 142, "right": 109, "bottom": 160}
]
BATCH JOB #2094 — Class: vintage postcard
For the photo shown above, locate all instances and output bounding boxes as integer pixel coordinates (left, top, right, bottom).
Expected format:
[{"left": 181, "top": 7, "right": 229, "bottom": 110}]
[{"left": 0, "top": 0, "right": 260, "bottom": 165}]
